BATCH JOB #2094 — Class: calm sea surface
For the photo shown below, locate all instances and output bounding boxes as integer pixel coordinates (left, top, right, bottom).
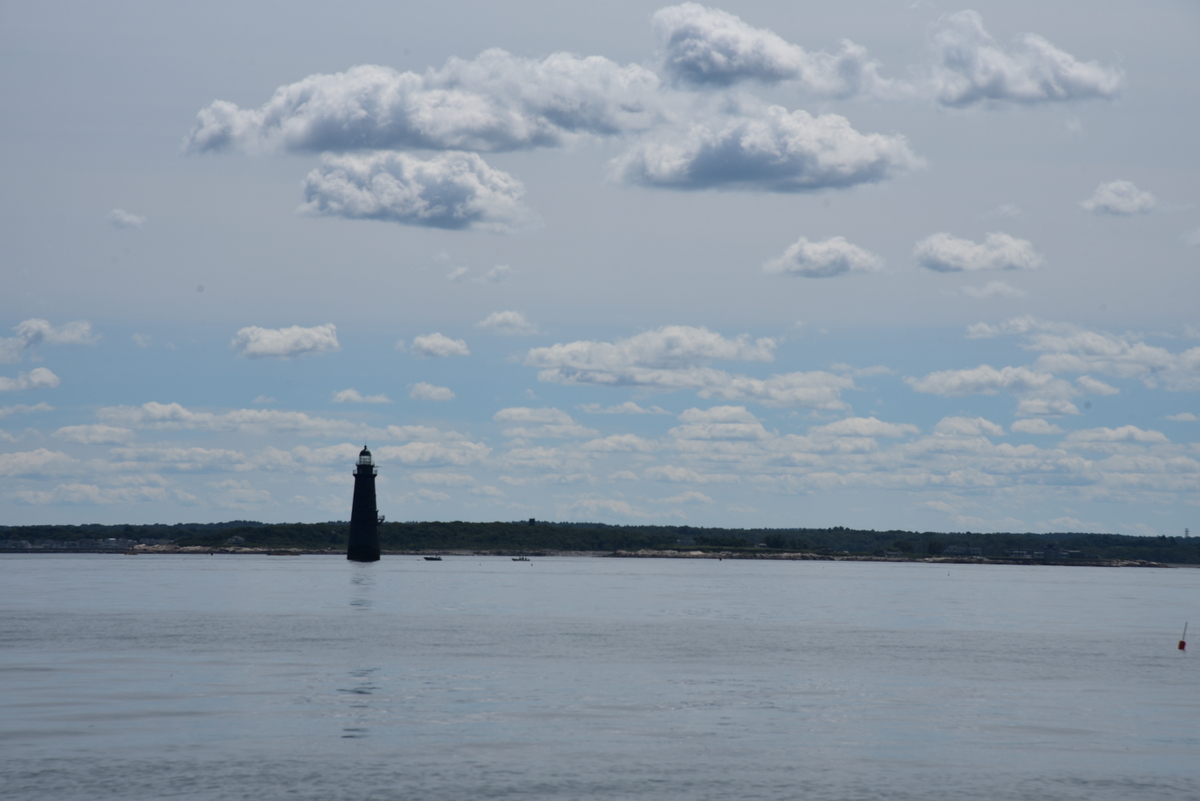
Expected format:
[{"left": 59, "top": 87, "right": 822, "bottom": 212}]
[{"left": 1, "top": 554, "right": 1196, "bottom": 800}]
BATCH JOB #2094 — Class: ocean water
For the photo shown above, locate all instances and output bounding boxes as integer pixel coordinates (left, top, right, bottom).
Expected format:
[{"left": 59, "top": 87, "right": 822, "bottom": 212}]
[{"left": 1, "top": 554, "right": 1196, "bottom": 801}]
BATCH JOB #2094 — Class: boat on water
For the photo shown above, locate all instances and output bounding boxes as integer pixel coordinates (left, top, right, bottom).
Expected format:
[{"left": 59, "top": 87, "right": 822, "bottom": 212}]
[
  {"left": 424, "top": 556, "right": 442, "bottom": 561},
  {"left": 512, "top": 557, "right": 530, "bottom": 561}
]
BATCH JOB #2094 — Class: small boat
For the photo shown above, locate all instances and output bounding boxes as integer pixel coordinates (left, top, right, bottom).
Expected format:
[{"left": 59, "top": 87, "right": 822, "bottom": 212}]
[
  {"left": 424, "top": 556, "right": 442, "bottom": 561},
  {"left": 512, "top": 556, "right": 530, "bottom": 562}
]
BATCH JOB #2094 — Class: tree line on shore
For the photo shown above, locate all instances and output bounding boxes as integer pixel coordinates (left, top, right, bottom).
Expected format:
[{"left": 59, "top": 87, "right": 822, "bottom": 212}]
[{"left": 2, "top": 521, "right": 1198, "bottom": 563}]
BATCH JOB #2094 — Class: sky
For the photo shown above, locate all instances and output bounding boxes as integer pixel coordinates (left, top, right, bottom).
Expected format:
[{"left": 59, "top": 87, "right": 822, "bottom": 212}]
[{"left": 2, "top": 0, "right": 1198, "bottom": 534}]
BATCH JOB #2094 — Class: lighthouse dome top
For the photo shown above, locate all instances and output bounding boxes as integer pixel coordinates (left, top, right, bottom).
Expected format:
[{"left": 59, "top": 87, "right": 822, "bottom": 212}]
[{"left": 357, "top": 445, "right": 373, "bottom": 466}]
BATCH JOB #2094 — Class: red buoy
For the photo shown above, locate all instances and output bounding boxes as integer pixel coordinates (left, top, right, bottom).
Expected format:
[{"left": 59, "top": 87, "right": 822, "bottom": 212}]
[{"left": 1180, "top": 622, "right": 1188, "bottom": 651}]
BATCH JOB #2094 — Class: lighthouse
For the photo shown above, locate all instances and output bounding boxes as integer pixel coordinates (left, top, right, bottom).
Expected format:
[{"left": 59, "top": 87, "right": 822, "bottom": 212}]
[{"left": 347, "top": 445, "right": 381, "bottom": 562}]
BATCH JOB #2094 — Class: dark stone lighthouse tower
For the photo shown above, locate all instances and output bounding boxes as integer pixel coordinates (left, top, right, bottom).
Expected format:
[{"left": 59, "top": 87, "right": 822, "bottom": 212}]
[{"left": 347, "top": 445, "right": 381, "bottom": 562}]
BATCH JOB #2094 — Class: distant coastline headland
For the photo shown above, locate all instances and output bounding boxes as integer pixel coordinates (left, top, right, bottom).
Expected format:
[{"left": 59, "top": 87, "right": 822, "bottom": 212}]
[{"left": 1, "top": 520, "right": 1194, "bottom": 566}]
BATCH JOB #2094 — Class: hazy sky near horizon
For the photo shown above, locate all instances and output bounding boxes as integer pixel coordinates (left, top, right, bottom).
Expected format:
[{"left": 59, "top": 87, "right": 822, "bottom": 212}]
[{"left": 2, "top": 0, "right": 1198, "bottom": 534}]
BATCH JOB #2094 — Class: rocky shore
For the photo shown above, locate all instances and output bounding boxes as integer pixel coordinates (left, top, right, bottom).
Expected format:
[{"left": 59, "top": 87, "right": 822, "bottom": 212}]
[
  {"left": 610, "top": 549, "right": 1170, "bottom": 567},
  {"left": 1, "top": 541, "right": 1170, "bottom": 566}
]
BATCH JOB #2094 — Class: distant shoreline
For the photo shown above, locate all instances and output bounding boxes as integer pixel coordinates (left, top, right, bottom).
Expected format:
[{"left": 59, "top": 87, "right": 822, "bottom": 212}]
[
  {"left": 0, "top": 544, "right": 1171, "bottom": 567},
  {"left": 5, "top": 522, "right": 1195, "bottom": 564}
]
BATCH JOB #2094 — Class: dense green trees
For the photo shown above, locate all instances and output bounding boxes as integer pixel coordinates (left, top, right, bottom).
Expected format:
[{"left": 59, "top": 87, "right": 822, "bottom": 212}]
[{"left": 3, "top": 521, "right": 1198, "bottom": 563}]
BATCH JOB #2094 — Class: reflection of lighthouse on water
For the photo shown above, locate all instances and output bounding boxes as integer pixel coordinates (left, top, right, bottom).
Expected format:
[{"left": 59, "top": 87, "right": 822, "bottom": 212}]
[{"left": 347, "top": 445, "right": 381, "bottom": 562}]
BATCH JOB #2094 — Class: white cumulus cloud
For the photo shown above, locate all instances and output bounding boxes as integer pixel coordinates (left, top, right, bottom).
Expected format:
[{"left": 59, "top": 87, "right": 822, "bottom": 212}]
[
  {"left": 184, "top": 51, "right": 660, "bottom": 155},
  {"left": 232, "top": 324, "right": 339, "bottom": 359},
  {"left": 960, "top": 281, "right": 1025, "bottom": 298},
  {"left": 652, "top": 3, "right": 891, "bottom": 98},
  {"left": 932, "top": 416, "right": 1004, "bottom": 437},
  {"left": 0, "top": 402, "right": 53, "bottom": 419},
  {"left": 0, "top": 368, "right": 60, "bottom": 392},
  {"left": 300, "top": 151, "right": 531, "bottom": 232},
  {"left": 107, "top": 208, "right": 146, "bottom": 229},
  {"left": 13, "top": 483, "right": 171, "bottom": 506},
  {"left": 411, "top": 333, "right": 470, "bottom": 358},
  {"left": 1015, "top": 398, "right": 1080, "bottom": 417},
  {"left": 811, "top": 417, "right": 920, "bottom": 438},
  {"left": 929, "top": 10, "right": 1123, "bottom": 107},
  {"left": 1079, "top": 180, "right": 1157, "bottom": 215},
  {"left": 52, "top": 424, "right": 136, "bottom": 444},
  {"left": 764, "top": 236, "right": 881, "bottom": 278},
  {"left": 412, "top": 472, "right": 477, "bottom": 487},
  {"left": 525, "top": 326, "right": 853, "bottom": 409},
  {"left": 375, "top": 440, "right": 490, "bottom": 467},
  {"left": 579, "top": 401, "right": 670, "bottom": 415},
  {"left": 110, "top": 445, "right": 250, "bottom": 471},
  {"left": 643, "top": 464, "right": 738, "bottom": 484},
  {"left": 907, "top": 363, "right": 1081, "bottom": 416},
  {"left": 1011, "top": 418, "right": 1063, "bottom": 435},
  {"left": 989, "top": 318, "right": 1200, "bottom": 392},
  {"left": 965, "top": 322, "right": 1002, "bottom": 339},
  {"left": 653, "top": 490, "right": 713, "bottom": 505},
  {"left": 409, "top": 383, "right": 456, "bottom": 401},
  {"left": 906, "top": 364, "right": 1057, "bottom": 397},
  {"left": 671, "top": 405, "right": 771, "bottom": 441},
  {"left": 582, "top": 434, "right": 656, "bottom": 452},
  {"left": 477, "top": 264, "right": 512, "bottom": 283},
  {"left": 915, "top": 232, "right": 1042, "bottom": 272},
  {"left": 613, "top": 105, "right": 919, "bottom": 192},
  {"left": 1, "top": 319, "right": 96, "bottom": 364},
  {"left": 494, "top": 407, "right": 598, "bottom": 438},
  {"left": 526, "top": 325, "right": 775, "bottom": 378},
  {"left": 477, "top": 310, "right": 540, "bottom": 336},
  {"left": 413, "top": 489, "right": 451, "bottom": 502},
  {"left": 1076, "top": 375, "right": 1119, "bottom": 396},
  {"left": 566, "top": 498, "right": 640, "bottom": 517},
  {"left": 13, "top": 319, "right": 96, "bottom": 348},
  {"left": 697, "top": 371, "right": 854, "bottom": 409},
  {"left": 332, "top": 389, "right": 391, "bottom": 403},
  {"left": 1062, "top": 426, "right": 1169, "bottom": 446},
  {"left": 0, "top": 448, "right": 77, "bottom": 476},
  {"left": 98, "top": 402, "right": 360, "bottom": 437}
]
